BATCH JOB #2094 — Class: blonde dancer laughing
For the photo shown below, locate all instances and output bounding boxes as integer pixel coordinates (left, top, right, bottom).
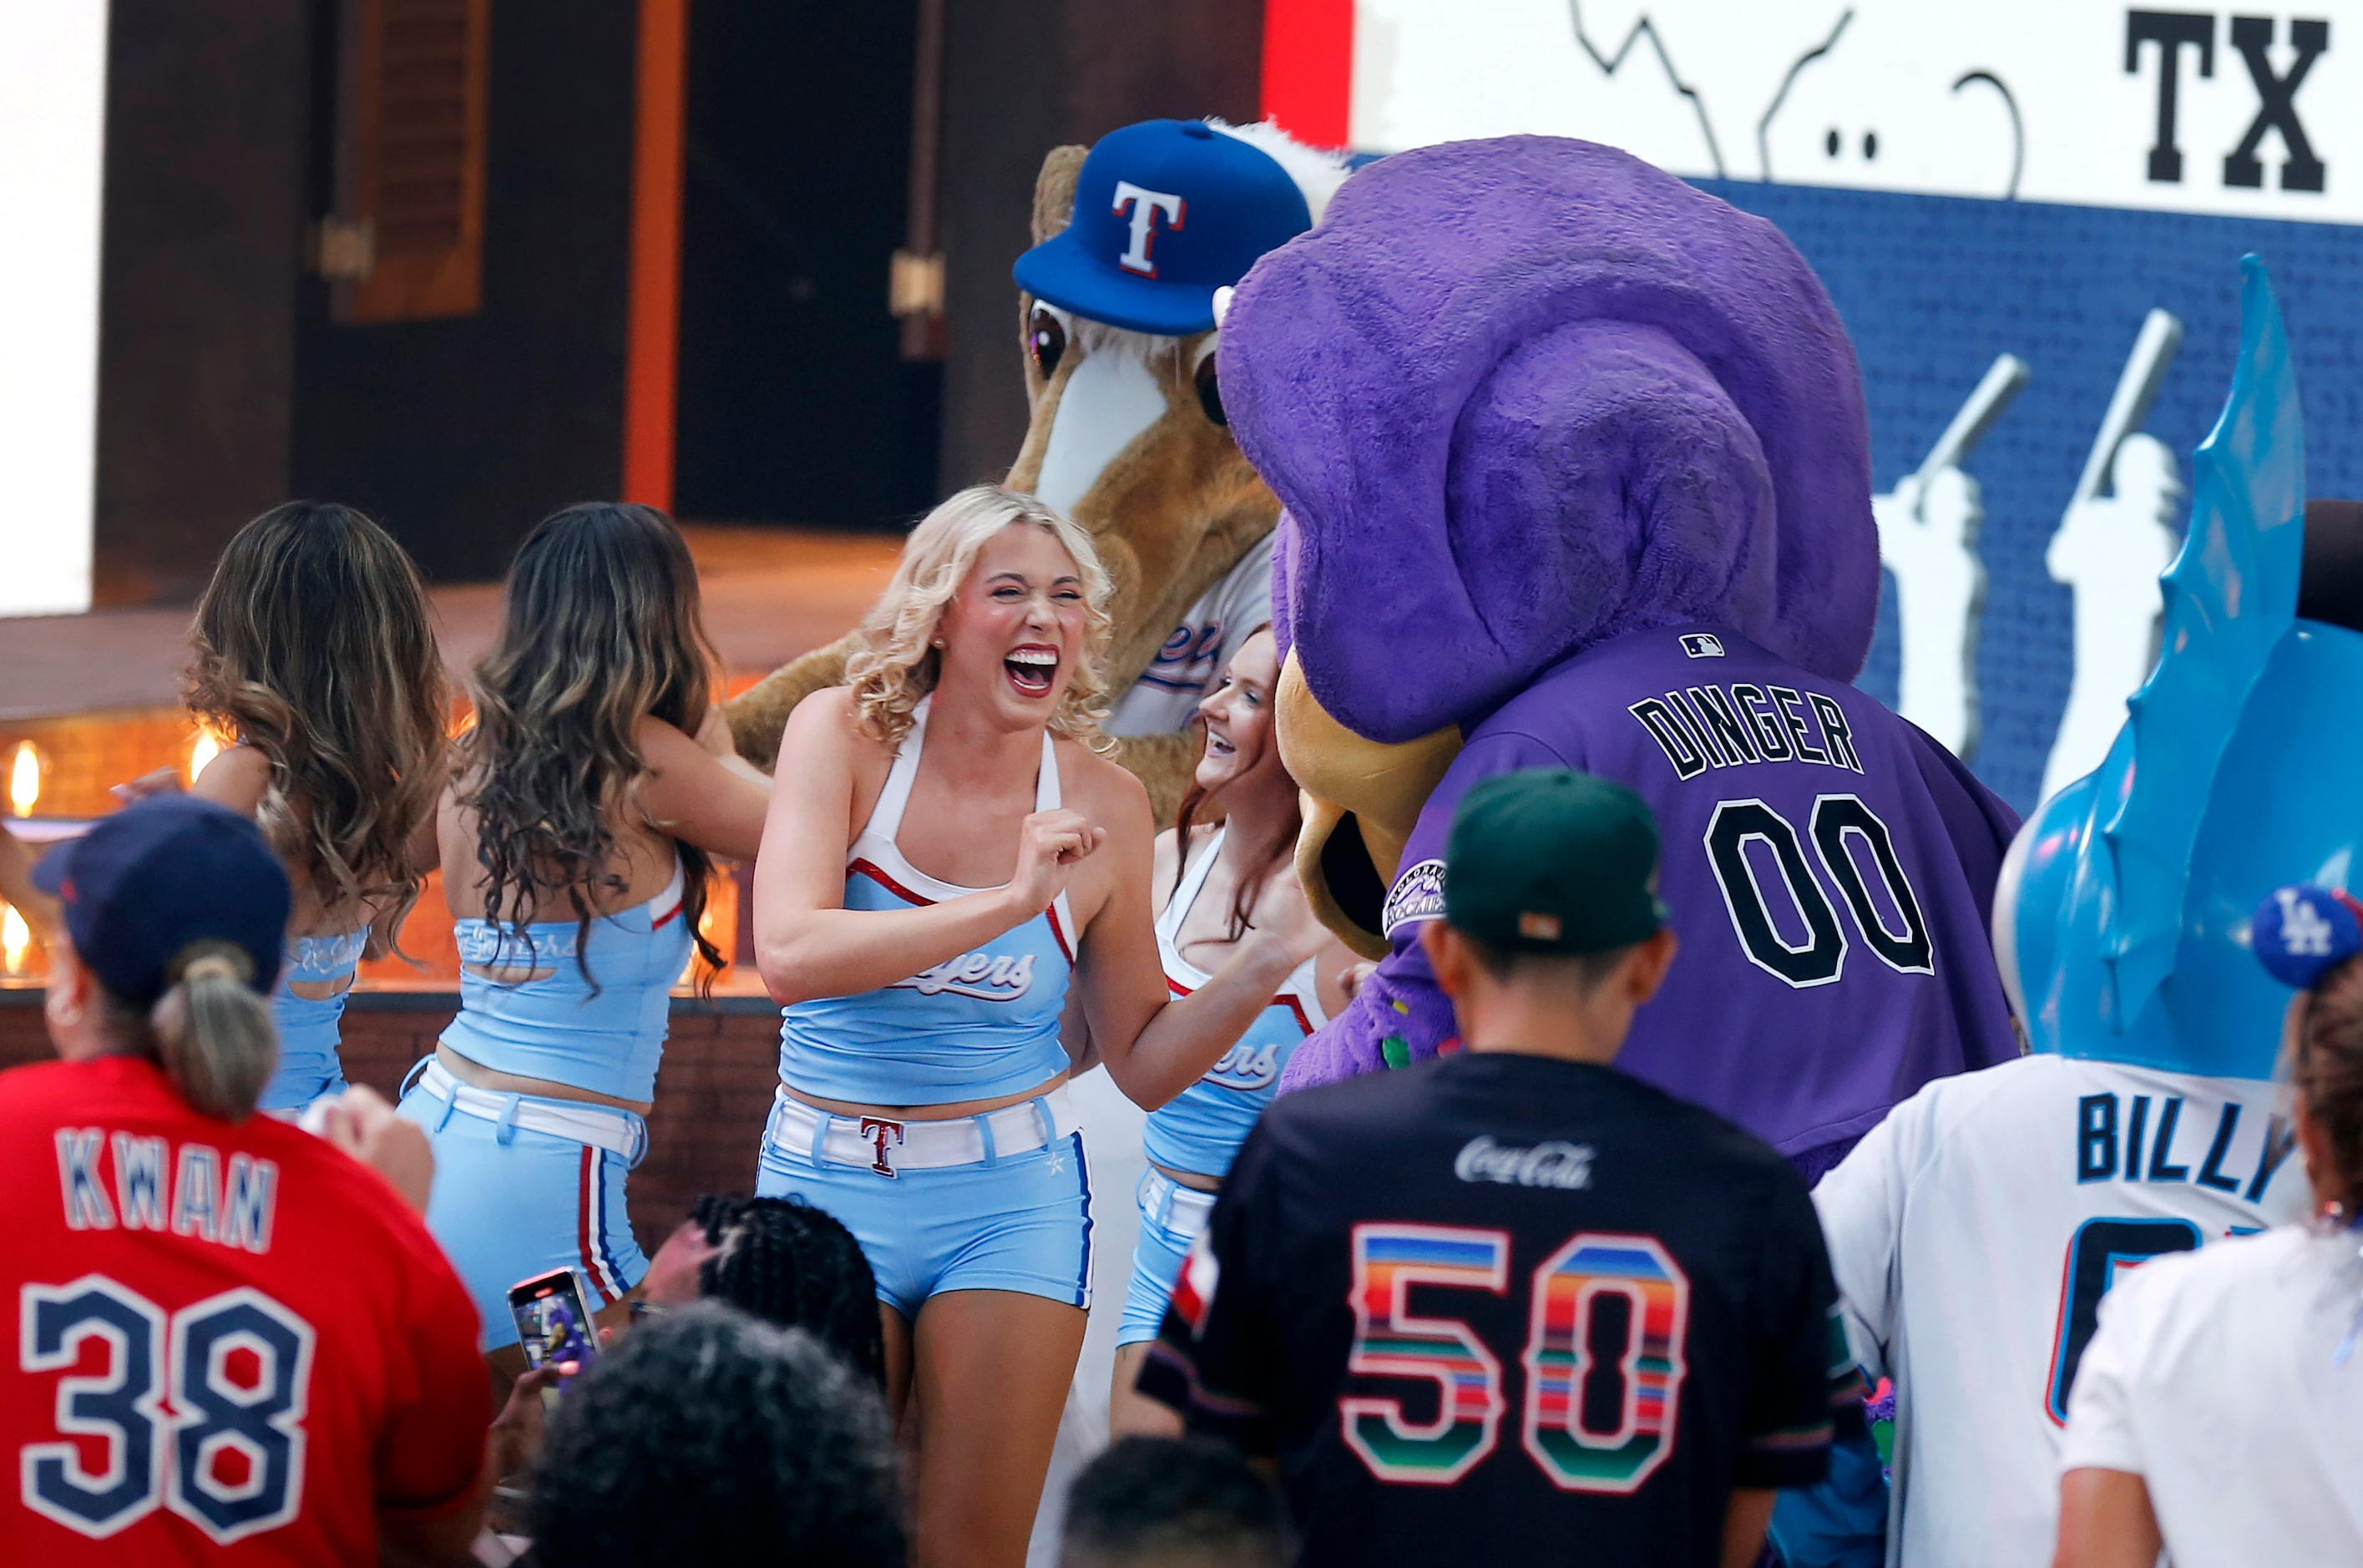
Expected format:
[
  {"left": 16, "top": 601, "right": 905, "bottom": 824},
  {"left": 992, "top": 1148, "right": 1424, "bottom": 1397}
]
[{"left": 753, "top": 487, "right": 1325, "bottom": 1568}]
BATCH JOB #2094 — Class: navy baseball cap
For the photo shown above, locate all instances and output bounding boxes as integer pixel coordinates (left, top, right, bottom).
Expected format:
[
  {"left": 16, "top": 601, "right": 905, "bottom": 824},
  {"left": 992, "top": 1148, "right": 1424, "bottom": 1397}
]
[
  {"left": 1014, "top": 119, "right": 1313, "bottom": 337},
  {"left": 2251, "top": 883, "right": 2363, "bottom": 989},
  {"left": 34, "top": 796, "right": 290, "bottom": 1006}
]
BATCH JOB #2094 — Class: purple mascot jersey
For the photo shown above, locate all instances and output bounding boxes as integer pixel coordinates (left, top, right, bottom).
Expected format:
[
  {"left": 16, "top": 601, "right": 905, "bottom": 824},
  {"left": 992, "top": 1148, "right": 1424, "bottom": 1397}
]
[
  {"left": 1221, "top": 136, "right": 2022, "bottom": 1171},
  {"left": 1329, "top": 620, "right": 2019, "bottom": 1168}
]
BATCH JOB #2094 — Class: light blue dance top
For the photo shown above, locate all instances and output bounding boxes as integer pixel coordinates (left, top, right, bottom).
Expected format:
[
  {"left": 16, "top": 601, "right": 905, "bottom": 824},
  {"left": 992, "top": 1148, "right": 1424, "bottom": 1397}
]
[
  {"left": 1141, "top": 827, "right": 1325, "bottom": 1180},
  {"left": 778, "top": 697, "right": 1076, "bottom": 1107},
  {"left": 440, "top": 859, "right": 692, "bottom": 1103},
  {"left": 260, "top": 928, "right": 370, "bottom": 1110}
]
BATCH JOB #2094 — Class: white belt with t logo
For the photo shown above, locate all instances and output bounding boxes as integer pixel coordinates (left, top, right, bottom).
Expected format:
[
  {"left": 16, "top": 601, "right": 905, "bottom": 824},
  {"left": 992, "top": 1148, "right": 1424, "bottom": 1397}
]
[{"left": 767, "top": 1083, "right": 1080, "bottom": 1178}]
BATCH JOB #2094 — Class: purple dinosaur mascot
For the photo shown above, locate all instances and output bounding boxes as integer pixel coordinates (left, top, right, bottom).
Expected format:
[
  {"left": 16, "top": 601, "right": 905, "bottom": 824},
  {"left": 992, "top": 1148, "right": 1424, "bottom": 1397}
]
[{"left": 1223, "top": 137, "right": 2021, "bottom": 1175}]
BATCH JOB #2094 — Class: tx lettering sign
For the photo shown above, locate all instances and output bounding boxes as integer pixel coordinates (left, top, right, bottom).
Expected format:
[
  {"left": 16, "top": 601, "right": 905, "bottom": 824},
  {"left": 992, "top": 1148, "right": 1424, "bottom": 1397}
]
[{"left": 1350, "top": 3, "right": 2350, "bottom": 220}]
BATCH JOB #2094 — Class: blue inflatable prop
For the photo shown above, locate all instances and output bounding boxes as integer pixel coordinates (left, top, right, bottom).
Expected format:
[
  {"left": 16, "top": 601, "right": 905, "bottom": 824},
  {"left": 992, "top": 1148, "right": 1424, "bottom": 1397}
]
[{"left": 1997, "top": 255, "right": 2363, "bottom": 1080}]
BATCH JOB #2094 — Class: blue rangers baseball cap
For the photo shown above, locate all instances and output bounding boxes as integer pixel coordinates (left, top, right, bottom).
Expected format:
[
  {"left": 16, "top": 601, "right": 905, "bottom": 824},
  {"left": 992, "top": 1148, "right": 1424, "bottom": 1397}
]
[
  {"left": 1014, "top": 119, "right": 1313, "bottom": 337},
  {"left": 34, "top": 795, "right": 290, "bottom": 1006},
  {"left": 2251, "top": 883, "right": 2363, "bottom": 990}
]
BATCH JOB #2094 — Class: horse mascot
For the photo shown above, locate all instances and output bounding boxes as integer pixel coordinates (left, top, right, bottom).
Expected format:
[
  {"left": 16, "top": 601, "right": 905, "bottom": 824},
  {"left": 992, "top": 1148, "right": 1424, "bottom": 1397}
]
[{"left": 726, "top": 118, "right": 1348, "bottom": 822}]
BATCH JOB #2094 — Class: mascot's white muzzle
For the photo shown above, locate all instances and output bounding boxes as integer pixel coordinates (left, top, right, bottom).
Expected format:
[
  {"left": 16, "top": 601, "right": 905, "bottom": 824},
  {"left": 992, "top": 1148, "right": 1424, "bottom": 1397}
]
[{"left": 1033, "top": 346, "right": 1168, "bottom": 515}]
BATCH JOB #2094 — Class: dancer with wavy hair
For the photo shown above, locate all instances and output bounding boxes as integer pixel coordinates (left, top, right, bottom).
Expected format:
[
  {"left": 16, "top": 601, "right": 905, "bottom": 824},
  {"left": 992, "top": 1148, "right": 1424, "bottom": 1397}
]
[
  {"left": 402, "top": 502, "right": 768, "bottom": 1375},
  {"left": 1107, "top": 625, "right": 1355, "bottom": 1438},
  {"left": 182, "top": 501, "right": 448, "bottom": 1111},
  {"left": 754, "top": 484, "right": 1327, "bottom": 1568}
]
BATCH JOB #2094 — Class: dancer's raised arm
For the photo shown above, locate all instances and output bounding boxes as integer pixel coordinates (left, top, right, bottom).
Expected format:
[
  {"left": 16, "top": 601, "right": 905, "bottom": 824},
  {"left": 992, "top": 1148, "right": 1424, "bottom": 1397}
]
[{"left": 1065, "top": 766, "right": 1325, "bottom": 1110}]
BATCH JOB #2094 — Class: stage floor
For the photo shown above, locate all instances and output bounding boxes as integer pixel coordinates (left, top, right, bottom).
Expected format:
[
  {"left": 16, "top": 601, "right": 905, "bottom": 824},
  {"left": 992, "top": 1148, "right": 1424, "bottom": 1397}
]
[{"left": 0, "top": 524, "right": 901, "bottom": 990}]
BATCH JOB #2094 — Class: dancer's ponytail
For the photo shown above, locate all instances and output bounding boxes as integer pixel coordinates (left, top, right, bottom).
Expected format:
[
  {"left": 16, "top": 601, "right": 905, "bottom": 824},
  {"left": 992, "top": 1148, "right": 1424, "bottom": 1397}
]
[{"left": 149, "top": 942, "right": 279, "bottom": 1123}]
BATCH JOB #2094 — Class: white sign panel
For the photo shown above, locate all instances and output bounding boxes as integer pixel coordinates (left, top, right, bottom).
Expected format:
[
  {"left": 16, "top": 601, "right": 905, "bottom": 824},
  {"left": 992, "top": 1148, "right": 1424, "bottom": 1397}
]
[
  {"left": 0, "top": 0, "right": 109, "bottom": 616},
  {"left": 1353, "top": 1, "right": 2359, "bottom": 222}
]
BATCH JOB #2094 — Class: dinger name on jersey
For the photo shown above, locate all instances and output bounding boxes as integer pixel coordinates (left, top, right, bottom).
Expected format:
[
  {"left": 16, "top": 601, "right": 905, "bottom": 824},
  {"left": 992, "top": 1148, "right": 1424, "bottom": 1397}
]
[
  {"left": 1348, "top": 623, "right": 2020, "bottom": 1164},
  {"left": 0, "top": 1055, "right": 487, "bottom": 1563},
  {"left": 1810, "top": 1054, "right": 2311, "bottom": 1568}
]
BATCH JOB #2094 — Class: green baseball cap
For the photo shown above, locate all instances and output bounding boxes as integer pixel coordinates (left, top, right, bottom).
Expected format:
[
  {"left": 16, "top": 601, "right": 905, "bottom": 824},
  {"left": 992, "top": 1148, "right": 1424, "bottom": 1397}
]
[{"left": 1443, "top": 769, "right": 1666, "bottom": 954}]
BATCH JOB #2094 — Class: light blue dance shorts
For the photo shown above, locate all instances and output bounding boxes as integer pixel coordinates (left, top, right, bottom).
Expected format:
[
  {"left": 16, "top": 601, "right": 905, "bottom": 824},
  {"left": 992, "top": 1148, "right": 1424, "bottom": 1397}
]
[
  {"left": 397, "top": 1059, "right": 650, "bottom": 1351},
  {"left": 1119, "top": 1166, "right": 1217, "bottom": 1348},
  {"left": 754, "top": 1086, "right": 1095, "bottom": 1319}
]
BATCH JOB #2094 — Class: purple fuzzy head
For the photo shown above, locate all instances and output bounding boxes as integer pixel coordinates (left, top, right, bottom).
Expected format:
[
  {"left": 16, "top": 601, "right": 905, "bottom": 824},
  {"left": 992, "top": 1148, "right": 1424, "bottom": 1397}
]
[{"left": 1224, "top": 137, "right": 1877, "bottom": 743}]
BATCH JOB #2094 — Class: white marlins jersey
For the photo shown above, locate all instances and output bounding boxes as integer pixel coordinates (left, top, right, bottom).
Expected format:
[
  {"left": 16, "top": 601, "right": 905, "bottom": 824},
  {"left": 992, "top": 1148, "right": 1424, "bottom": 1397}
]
[
  {"left": 1814, "top": 1053, "right": 2312, "bottom": 1568},
  {"left": 1106, "top": 533, "right": 1275, "bottom": 736}
]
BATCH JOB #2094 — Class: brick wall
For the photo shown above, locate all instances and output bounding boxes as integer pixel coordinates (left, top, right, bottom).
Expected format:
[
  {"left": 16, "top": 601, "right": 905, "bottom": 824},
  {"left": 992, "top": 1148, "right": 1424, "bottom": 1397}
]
[{"left": 0, "top": 989, "right": 782, "bottom": 1260}]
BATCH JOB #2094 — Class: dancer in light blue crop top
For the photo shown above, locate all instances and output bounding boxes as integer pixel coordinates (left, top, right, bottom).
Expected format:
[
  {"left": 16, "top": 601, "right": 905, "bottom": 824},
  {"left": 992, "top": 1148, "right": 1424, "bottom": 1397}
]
[
  {"left": 777, "top": 697, "right": 1078, "bottom": 1107},
  {"left": 442, "top": 857, "right": 691, "bottom": 1103},
  {"left": 1140, "top": 827, "right": 1328, "bottom": 1179},
  {"left": 180, "top": 503, "right": 451, "bottom": 1120},
  {"left": 1104, "top": 625, "right": 1352, "bottom": 1440},
  {"left": 262, "top": 928, "right": 370, "bottom": 1110},
  {"left": 396, "top": 500, "right": 772, "bottom": 1368},
  {"left": 751, "top": 488, "right": 1330, "bottom": 1568}
]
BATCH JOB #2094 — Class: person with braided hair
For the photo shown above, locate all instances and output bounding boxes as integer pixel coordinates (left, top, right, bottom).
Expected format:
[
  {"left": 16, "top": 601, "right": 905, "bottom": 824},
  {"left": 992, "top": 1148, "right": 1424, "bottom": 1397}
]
[
  {"left": 2053, "top": 884, "right": 2363, "bottom": 1567},
  {"left": 492, "top": 1193, "right": 887, "bottom": 1489},
  {"left": 643, "top": 1194, "right": 888, "bottom": 1387}
]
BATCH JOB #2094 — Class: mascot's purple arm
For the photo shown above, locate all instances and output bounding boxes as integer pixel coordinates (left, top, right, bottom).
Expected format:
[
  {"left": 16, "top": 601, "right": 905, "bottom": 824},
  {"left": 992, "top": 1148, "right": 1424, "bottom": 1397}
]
[{"left": 1220, "top": 138, "right": 2020, "bottom": 1146}]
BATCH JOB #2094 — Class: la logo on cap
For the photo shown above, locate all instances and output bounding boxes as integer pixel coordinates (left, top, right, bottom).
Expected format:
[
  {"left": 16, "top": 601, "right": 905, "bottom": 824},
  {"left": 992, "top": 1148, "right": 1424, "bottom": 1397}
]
[{"left": 1112, "top": 181, "right": 1185, "bottom": 277}]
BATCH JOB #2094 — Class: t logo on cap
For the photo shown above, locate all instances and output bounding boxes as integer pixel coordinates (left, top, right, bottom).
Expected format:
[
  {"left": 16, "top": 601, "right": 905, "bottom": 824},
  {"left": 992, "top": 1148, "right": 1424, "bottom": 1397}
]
[
  {"left": 1012, "top": 119, "right": 1320, "bottom": 338},
  {"left": 1112, "top": 181, "right": 1186, "bottom": 277}
]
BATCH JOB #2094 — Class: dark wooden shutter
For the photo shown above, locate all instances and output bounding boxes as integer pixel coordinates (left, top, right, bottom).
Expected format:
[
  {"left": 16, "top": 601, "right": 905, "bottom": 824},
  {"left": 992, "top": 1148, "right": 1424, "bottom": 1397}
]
[{"left": 331, "top": 0, "right": 490, "bottom": 322}]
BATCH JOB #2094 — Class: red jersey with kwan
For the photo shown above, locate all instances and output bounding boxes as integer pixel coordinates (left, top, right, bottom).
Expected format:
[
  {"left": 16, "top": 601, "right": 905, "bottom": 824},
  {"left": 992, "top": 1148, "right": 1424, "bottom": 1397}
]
[{"left": 0, "top": 1055, "right": 486, "bottom": 1562}]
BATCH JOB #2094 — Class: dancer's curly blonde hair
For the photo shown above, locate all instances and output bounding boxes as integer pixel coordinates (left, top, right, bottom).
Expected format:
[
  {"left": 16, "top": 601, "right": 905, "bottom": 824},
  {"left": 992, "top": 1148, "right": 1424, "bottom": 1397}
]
[{"left": 846, "top": 486, "right": 1114, "bottom": 750}]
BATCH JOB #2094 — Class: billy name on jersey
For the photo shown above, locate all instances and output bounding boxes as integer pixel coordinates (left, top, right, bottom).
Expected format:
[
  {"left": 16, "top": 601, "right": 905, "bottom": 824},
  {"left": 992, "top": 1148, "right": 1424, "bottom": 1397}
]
[{"left": 2072, "top": 1092, "right": 2297, "bottom": 1198}]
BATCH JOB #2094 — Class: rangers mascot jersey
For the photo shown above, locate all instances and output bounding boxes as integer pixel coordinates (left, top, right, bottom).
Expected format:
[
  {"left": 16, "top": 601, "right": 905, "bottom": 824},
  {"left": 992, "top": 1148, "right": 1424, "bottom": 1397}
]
[
  {"left": 0, "top": 1055, "right": 488, "bottom": 1561},
  {"left": 1808, "top": 1054, "right": 2310, "bottom": 1567}
]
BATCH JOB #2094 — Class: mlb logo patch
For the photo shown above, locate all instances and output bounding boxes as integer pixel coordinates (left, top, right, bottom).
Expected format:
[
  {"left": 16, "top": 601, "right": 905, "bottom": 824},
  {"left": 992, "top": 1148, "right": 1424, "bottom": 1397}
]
[{"left": 1679, "top": 633, "right": 1725, "bottom": 659}]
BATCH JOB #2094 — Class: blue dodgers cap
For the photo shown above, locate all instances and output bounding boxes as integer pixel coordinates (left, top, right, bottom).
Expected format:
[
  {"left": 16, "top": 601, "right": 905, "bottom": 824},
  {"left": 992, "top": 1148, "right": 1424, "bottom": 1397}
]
[
  {"left": 35, "top": 795, "right": 290, "bottom": 1006},
  {"left": 1014, "top": 119, "right": 1313, "bottom": 336},
  {"left": 2251, "top": 883, "right": 2363, "bottom": 989}
]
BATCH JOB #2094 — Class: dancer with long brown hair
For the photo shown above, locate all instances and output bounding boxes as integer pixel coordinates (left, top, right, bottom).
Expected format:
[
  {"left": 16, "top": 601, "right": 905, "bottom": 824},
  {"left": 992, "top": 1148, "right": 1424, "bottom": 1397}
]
[
  {"left": 182, "top": 502, "right": 448, "bottom": 1110},
  {"left": 401, "top": 502, "right": 768, "bottom": 1374}
]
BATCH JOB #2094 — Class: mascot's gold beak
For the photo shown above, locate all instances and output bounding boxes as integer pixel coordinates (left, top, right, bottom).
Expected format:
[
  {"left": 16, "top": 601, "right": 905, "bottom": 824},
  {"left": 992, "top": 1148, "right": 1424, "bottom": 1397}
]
[{"left": 1277, "top": 651, "right": 1463, "bottom": 960}]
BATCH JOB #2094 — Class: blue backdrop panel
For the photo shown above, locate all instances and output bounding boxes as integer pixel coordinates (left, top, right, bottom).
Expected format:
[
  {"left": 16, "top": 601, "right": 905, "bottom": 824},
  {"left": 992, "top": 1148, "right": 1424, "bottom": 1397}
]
[{"left": 1692, "top": 180, "right": 2363, "bottom": 813}]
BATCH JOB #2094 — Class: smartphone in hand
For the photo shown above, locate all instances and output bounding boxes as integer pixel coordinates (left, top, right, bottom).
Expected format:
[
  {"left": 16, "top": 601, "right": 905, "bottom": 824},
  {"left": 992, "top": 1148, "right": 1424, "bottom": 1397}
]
[{"left": 509, "top": 1267, "right": 599, "bottom": 1379}]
